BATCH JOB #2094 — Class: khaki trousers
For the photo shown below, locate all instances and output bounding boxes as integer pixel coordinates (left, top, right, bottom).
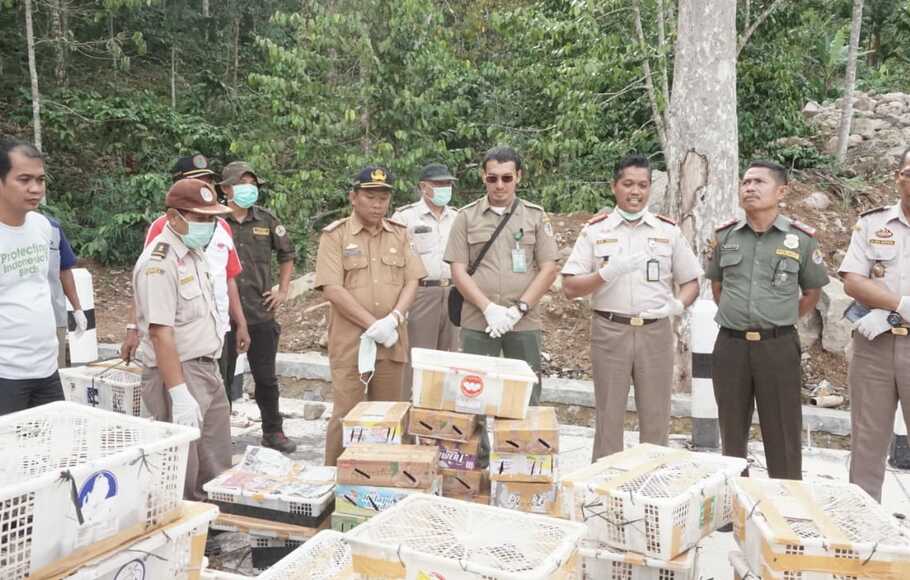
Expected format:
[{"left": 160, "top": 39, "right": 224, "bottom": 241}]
[
  {"left": 591, "top": 316, "right": 673, "bottom": 460},
  {"left": 56, "top": 327, "right": 67, "bottom": 369},
  {"left": 402, "top": 286, "right": 459, "bottom": 400},
  {"left": 848, "top": 332, "right": 910, "bottom": 501},
  {"left": 141, "top": 358, "right": 232, "bottom": 501},
  {"left": 324, "top": 360, "right": 404, "bottom": 466}
]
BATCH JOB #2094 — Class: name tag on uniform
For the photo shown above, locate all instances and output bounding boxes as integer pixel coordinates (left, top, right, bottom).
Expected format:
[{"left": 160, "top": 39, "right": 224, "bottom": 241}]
[
  {"left": 180, "top": 275, "right": 194, "bottom": 285},
  {"left": 253, "top": 226, "right": 270, "bottom": 236},
  {"left": 512, "top": 248, "right": 527, "bottom": 273},
  {"left": 648, "top": 237, "right": 670, "bottom": 244},
  {"left": 775, "top": 248, "right": 800, "bottom": 260},
  {"left": 343, "top": 243, "right": 362, "bottom": 257},
  {"left": 595, "top": 238, "right": 619, "bottom": 245},
  {"left": 870, "top": 238, "right": 895, "bottom": 246}
]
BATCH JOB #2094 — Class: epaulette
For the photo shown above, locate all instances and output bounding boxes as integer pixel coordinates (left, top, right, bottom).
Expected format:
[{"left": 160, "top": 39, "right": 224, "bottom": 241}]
[
  {"left": 656, "top": 214, "right": 676, "bottom": 226},
  {"left": 715, "top": 218, "right": 738, "bottom": 232},
  {"left": 322, "top": 217, "right": 348, "bottom": 233},
  {"left": 587, "top": 211, "right": 610, "bottom": 225},
  {"left": 790, "top": 219, "right": 816, "bottom": 237},
  {"left": 150, "top": 242, "right": 169, "bottom": 261},
  {"left": 385, "top": 217, "right": 407, "bottom": 228},
  {"left": 459, "top": 199, "right": 481, "bottom": 211},
  {"left": 394, "top": 201, "right": 420, "bottom": 213},
  {"left": 522, "top": 200, "right": 545, "bottom": 212},
  {"left": 860, "top": 206, "right": 888, "bottom": 217}
]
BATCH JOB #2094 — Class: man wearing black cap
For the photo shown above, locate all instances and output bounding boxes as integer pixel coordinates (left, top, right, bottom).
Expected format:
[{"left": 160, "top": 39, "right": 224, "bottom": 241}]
[
  {"left": 171, "top": 153, "right": 217, "bottom": 184},
  {"left": 391, "top": 163, "right": 460, "bottom": 399},
  {"left": 132, "top": 178, "right": 233, "bottom": 500},
  {"left": 315, "top": 165, "right": 427, "bottom": 465}
]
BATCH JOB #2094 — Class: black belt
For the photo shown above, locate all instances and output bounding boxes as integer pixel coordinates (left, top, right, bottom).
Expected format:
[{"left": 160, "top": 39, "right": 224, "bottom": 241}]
[
  {"left": 195, "top": 356, "right": 217, "bottom": 363},
  {"left": 419, "top": 279, "right": 451, "bottom": 287},
  {"left": 721, "top": 326, "right": 795, "bottom": 341},
  {"left": 595, "top": 311, "right": 660, "bottom": 326}
]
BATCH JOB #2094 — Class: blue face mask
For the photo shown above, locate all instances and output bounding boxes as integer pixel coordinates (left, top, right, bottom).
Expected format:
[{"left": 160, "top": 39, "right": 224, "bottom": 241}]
[
  {"left": 430, "top": 185, "right": 453, "bottom": 207},
  {"left": 232, "top": 184, "right": 259, "bottom": 209},
  {"left": 176, "top": 213, "right": 216, "bottom": 249}
]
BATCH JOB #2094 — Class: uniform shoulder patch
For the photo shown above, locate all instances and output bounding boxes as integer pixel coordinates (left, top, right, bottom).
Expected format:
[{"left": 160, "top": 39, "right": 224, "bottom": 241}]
[
  {"left": 860, "top": 206, "right": 888, "bottom": 217},
  {"left": 385, "top": 217, "right": 407, "bottom": 228},
  {"left": 715, "top": 218, "right": 738, "bottom": 232},
  {"left": 656, "top": 214, "right": 676, "bottom": 225},
  {"left": 150, "top": 242, "right": 170, "bottom": 261},
  {"left": 790, "top": 219, "right": 817, "bottom": 237},
  {"left": 322, "top": 217, "right": 348, "bottom": 233},
  {"left": 522, "top": 200, "right": 545, "bottom": 212},
  {"left": 587, "top": 211, "right": 610, "bottom": 225}
]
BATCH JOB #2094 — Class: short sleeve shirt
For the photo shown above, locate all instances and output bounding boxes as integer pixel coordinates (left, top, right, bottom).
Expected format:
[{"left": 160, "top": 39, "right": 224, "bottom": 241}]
[
  {"left": 314, "top": 214, "right": 426, "bottom": 368},
  {"left": 561, "top": 211, "right": 703, "bottom": 314},
  {"left": 706, "top": 214, "right": 829, "bottom": 330},
  {"left": 391, "top": 198, "right": 458, "bottom": 281},
  {"left": 443, "top": 196, "right": 559, "bottom": 332},
  {"left": 46, "top": 216, "right": 77, "bottom": 328},
  {"left": 838, "top": 204, "right": 910, "bottom": 297},
  {"left": 225, "top": 205, "right": 296, "bottom": 326},
  {"left": 132, "top": 226, "right": 223, "bottom": 367}
]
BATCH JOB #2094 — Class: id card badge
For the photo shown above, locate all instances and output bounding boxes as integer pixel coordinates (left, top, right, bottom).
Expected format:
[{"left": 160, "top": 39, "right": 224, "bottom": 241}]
[
  {"left": 512, "top": 246, "right": 528, "bottom": 273},
  {"left": 646, "top": 258, "right": 660, "bottom": 282}
]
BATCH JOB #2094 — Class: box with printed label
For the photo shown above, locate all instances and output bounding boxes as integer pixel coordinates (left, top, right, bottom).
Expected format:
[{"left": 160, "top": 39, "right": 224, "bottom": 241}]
[
  {"left": 408, "top": 407, "right": 477, "bottom": 442},
  {"left": 334, "top": 476, "right": 441, "bottom": 519},
  {"left": 411, "top": 348, "right": 537, "bottom": 419},
  {"left": 441, "top": 468, "right": 489, "bottom": 497},
  {"left": 341, "top": 401, "right": 410, "bottom": 447},
  {"left": 491, "top": 480, "right": 561, "bottom": 517},
  {"left": 492, "top": 406, "right": 559, "bottom": 453},
  {"left": 331, "top": 512, "right": 370, "bottom": 533},
  {"left": 337, "top": 444, "right": 439, "bottom": 489},
  {"left": 489, "top": 451, "right": 557, "bottom": 482},
  {"left": 416, "top": 434, "right": 483, "bottom": 470}
]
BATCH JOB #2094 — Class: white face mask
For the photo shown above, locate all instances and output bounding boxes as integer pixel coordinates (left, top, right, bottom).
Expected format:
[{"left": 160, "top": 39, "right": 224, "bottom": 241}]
[
  {"left": 617, "top": 206, "right": 648, "bottom": 221},
  {"left": 358, "top": 335, "right": 377, "bottom": 388}
]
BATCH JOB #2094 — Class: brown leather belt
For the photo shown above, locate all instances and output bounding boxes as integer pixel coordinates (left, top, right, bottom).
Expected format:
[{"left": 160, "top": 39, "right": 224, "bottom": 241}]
[
  {"left": 595, "top": 311, "right": 659, "bottom": 327},
  {"left": 892, "top": 326, "right": 910, "bottom": 336},
  {"left": 419, "top": 279, "right": 451, "bottom": 288},
  {"left": 196, "top": 356, "right": 217, "bottom": 363},
  {"left": 722, "top": 326, "right": 795, "bottom": 342}
]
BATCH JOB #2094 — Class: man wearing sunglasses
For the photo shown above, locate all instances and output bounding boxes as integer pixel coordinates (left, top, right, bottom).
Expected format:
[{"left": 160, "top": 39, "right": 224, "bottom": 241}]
[
  {"left": 840, "top": 147, "right": 910, "bottom": 502},
  {"left": 444, "top": 146, "right": 559, "bottom": 405}
]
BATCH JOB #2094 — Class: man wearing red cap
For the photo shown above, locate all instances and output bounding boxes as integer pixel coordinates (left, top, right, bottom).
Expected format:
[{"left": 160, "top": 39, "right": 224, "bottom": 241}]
[{"left": 132, "top": 178, "right": 233, "bottom": 500}]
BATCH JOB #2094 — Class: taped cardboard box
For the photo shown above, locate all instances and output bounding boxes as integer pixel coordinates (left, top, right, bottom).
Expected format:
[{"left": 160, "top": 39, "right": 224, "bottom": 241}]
[
  {"left": 331, "top": 512, "right": 370, "bottom": 533},
  {"left": 337, "top": 444, "right": 439, "bottom": 488},
  {"left": 441, "top": 468, "right": 489, "bottom": 497},
  {"left": 411, "top": 347, "right": 537, "bottom": 419},
  {"left": 489, "top": 451, "right": 557, "bottom": 482},
  {"left": 408, "top": 407, "right": 477, "bottom": 442},
  {"left": 341, "top": 401, "right": 409, "bottom": 447},
  {"left": 415, "top": 433, "right": 483, "bottom": 470},
  {"left": 493, "top": 406, "right": 560, "bottom": 454},
  {"left": 335, "top": 476, "right": 442, "bottom": 519},
  {"left": 491, "top": 480, "right": 561, "bottom": 517}
]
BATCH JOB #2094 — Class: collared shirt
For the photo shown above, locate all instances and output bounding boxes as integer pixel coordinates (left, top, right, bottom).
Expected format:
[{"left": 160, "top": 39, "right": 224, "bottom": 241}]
[
  {"left": 443, "top": 195, "right": 559, "bottom": 332},
  {"left": 561, "top": 211, "right": 703, "bottom": 314},
  {"left": 391, "top": 197, "right": 457, "bottom": 281},
  {"left": 133, "top": 226, "right": 223, "bottom": 367},
  {"left": 839, "top": 204, "right": 910, "bottom": 296},
  {"left": 225, "top": 205, "right": 296, "bottom": 326},
  {"left": 314, "top": 213, "right": 427, "bottom": 368},
  {"left": 706, "top": 214, "right": 829, "bottom": 330}
]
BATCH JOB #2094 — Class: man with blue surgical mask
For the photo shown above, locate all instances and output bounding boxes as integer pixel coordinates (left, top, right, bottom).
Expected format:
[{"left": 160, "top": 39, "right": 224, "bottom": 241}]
[{"left": 391, "top": 163, "right": 460, "bottom": 399}]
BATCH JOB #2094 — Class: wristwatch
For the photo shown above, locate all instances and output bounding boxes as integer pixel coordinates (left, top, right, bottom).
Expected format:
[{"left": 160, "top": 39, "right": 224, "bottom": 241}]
[
  {"left": 888, "top": 311, "right": 904, "bottom": 327},
  {"left": 126, "top": 323, "right": 138, "bottom": 331},
  {"left": 516, "top": 301, "right": 531, "bottom": 315}
]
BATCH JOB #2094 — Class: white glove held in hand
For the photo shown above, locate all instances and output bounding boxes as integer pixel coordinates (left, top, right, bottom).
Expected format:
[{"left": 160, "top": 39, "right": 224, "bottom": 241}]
[
  {"left": 598, "top": 252, "right": 646, "bottom": 283},
  {"left": 897, "top": 297, "right": 910, "bottom": 323},
  {"left": 853, "top": 309, "right": 893, "bottom": 340},
  {"left": 639, "top": 298, "right": 685, "bottom": 320},
  {"left": 169, "top": 384, "right": 203, "bottom": 430},
  {"left": 365, "top": 314, "right": 400, "bottom": 348},
  {"left": 488, "top": 306, "right": 522, "bottom": 338},
  {"left": 483, "top": 303, "right": 511, "bottom": 336},
  {"left": 73, "top": 310, "right": 88, "bottom": 337}
]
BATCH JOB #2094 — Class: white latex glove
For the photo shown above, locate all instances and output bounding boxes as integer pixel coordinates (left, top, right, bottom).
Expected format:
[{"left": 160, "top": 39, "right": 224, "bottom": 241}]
[
  {"left": 488, "top": 306, "right": 522, "bottom": 338},
  {"left": 365, "top": 314, "right": 400, "bottom": 348},
  {"left": 483, "top": 303, "right": 511, "bottom": 337},
  {"left": 73, "top": 310, "right": 88, "bottom": 337},
  {"left": 639, "top": 298, "right": 685, "bottom": 320},
  {"left": 853, "top": 309, "right": 893, "bottom": 340},
  {"left": 168, "top": 384, "right": 202, "bottom": 430},
  {"left": 897, "top": 297, "right": 910, "bottom": 322},
  {"left": 598, "top": 252, "right": 646, "bottom": 283}
]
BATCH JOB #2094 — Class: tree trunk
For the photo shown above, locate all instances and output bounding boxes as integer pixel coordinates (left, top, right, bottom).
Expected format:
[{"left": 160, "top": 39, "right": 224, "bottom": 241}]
[
  {"left": 51, "top": 0, "right": 66, "bottom": 86},
  {"left": 171, "top": 46, "right": 177, "bottom": 110},
  {"left": 203, "top": 0, "right": 210, "bottom": 17},
  {"left": 835, "top": 0, "right": 864, "bottom": 165},
  {"left": 24, "top": 0, "right": 42, "bottom": 151},
  {"left": 665, "top": 0, "right": 739, "bottom": 390},
  {"left": 232, "top": 16, "right": 240, "bottom": 86},
  {"left": 632, "top": 0, "right": 667, "bottom": 154}
]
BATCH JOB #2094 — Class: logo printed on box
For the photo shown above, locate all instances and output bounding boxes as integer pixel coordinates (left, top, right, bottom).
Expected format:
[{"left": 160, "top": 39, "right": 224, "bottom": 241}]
[
  {"left": 78, "top": 470, "right": 119, "bottom": 522},
  {"left": 114, "top": 559, "right": 146, "bottom": 580},
  {"left": 460, "top": 375, "right": 484, "bottom": 398}
]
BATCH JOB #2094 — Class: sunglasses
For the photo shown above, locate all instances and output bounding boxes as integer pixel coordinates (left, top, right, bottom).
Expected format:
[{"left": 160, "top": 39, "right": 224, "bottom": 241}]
[
  {"left": 899, "top": 169, "right": 910, "bottom": 179},
  {"left": 484, "top": 174, "right": 515, "bottom": 184}
]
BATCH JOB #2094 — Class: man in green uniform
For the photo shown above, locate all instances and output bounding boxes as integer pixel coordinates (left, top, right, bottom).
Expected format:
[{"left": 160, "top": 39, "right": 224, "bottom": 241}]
[{"left": 707, "top": 160, "right": 829, "bottom": 480}]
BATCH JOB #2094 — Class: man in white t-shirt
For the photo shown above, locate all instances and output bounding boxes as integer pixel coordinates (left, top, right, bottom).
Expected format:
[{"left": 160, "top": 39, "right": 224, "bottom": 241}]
[{"left": 0, "top": 136, "right": 65, "bottom": 414}]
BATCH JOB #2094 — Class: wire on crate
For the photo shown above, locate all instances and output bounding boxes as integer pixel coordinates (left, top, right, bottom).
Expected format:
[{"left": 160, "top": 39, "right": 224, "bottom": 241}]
[
  {"left": 861, "top": 541, "right": 879, "bottom": 567},
  {"left": 130, "top": 447, "right": 155, "bottom": 475},
  {"left": 58, "top": 469, "right": 85, "bottom": 525}
]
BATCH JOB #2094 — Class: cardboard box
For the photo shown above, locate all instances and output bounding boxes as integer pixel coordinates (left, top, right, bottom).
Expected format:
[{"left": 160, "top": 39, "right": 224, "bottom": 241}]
[
  {"left": 337, "top": 444, "right": 439, "bottom": 488},
  {"left": 489, "top": 451, "right": 557, "bottom": 482},
  {"left": 415, "top": 434, "right": 483, "bottom": 470},
  {"left": 335, "top": 476, "right": 441, "bottom": 518},
  {"left": 411, "top": 348, "right": 537, "bottom": 419},
  {"left": 491, "top": 481, "right": 560, "bottom": 517},
  {"left": 331, "top": 512, "right": 370, "bottom": 533},
  {"left": 408, "top": 407, "right": 477, "bottom": 442},
  {"left": 492, "top": 406, "right": 559, "bottom": 453},
  {"left": 441, "top": 468, "right": 489, "bottom": 497},
  {"left": 342, "top": 401, "right": 410, "bottom": 447}
]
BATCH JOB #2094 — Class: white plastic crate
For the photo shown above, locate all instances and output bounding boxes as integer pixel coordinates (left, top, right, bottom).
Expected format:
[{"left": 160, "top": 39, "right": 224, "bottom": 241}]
[
  {"left": 733, "top": 478, "right": 910, "bottom": 579},
  {"left": 578, "top": 541, "right": 699, "bottom": 580},
  {"left": 729, "top": 549, "right": 755, "bottom": 580},
  {"left": 346, "top": 493, "right": 586, "bottom": 579},
  {"left": 62, "top": 501, "right": 218, "bottom": 579},
  {"left": 258, "top": 530, "right": 355, "bottom": 580},
  {"left": 0, "top": 401, "right": 196, "bottom": 579},
  {"left": 560, "top": 443, "right": 747, "bottom": 561},
  {"left": 60, "top": 363, "right": 147, "bottom": 417}
]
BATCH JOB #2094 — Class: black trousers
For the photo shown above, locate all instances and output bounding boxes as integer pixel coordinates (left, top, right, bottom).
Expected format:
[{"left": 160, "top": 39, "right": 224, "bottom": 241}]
[
  {"left": 0, "top": 371, "right": 65, "bottom": 415},
  {"left": 223, "top": 320, "right": 283, "bottom": 434},
  {"left": 712, "top": 327, "right": 803, "bottom": 480}
]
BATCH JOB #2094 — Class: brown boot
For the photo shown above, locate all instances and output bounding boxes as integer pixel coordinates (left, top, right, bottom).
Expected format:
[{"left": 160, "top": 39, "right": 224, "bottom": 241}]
[{"left": 261, "top": 431, "right": 297, "bottom": 453}]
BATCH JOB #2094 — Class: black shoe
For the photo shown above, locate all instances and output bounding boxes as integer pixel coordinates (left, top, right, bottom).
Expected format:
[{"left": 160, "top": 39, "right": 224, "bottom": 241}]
[
  {"left": 261, "top": 431, "right": 298, "bottom": 453},
  {"left": 717, "top": 523, "right": 734, "bottom": 533}
]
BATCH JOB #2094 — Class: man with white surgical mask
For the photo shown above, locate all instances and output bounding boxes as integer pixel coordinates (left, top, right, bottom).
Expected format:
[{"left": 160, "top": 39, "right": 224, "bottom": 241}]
[{"left": 391, "top": 163, "right": 460, "bottom": 399}]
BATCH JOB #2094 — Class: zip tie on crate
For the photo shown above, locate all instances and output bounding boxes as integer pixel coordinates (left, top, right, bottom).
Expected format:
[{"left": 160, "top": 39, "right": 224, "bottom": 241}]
[
  {"left": 122, "top": 548, "right": 168, "bottom": 563},
  {"left": 861, "top": 541, "right": 879, "bottom": 567},
  {"left": 581, "top": 500, "right": 644, "bottom": 529},
  {"left": 58, "top": 470, "right": 85, "bottom": 525}
]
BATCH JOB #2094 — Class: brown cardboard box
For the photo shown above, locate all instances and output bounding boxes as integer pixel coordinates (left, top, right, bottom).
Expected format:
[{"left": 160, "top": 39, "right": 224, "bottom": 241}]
[
  {"left": 492, "top": 406, "right": 559, "bottom": 453},
  {"left": 408, "top": 407, "right": 477, "bottom": 442},
  {"left": 491, "top": 480, "right": 561, "bottom": 517},
  {"left": 415, "top": 434, "right": 483, "bottom": 470},
  {"left": 489, "top": 451, "right": 557, "bottom": 483},
  {"left": 342, "top": 401, "right": 410, "bottom": 447},
  {"left": 441, "top": 468, "right": 489, "bottom": 497},
  {"left": 337, "top": 444, "right": 439, "bottom": 488}
]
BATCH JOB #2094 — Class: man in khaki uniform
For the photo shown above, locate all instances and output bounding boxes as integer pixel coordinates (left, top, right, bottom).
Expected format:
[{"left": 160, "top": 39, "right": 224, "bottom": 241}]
[
  {"left": 444, "top": 147, "right": 559, "bottom": 404},
  {"left": 840, "top": 147, "right": 910, "bottom": 501},
  {"left": 315, "top": 166, "right": 426, "bottom": 465},
  {"left": 133, "top": 178, "right": 233, "bottom": 500},
  {"left": 391, "top": 163, "right": 460, "bottom": 399},
  {"left": 562, "top": 155, "right": 702, "bottom": 460}
]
